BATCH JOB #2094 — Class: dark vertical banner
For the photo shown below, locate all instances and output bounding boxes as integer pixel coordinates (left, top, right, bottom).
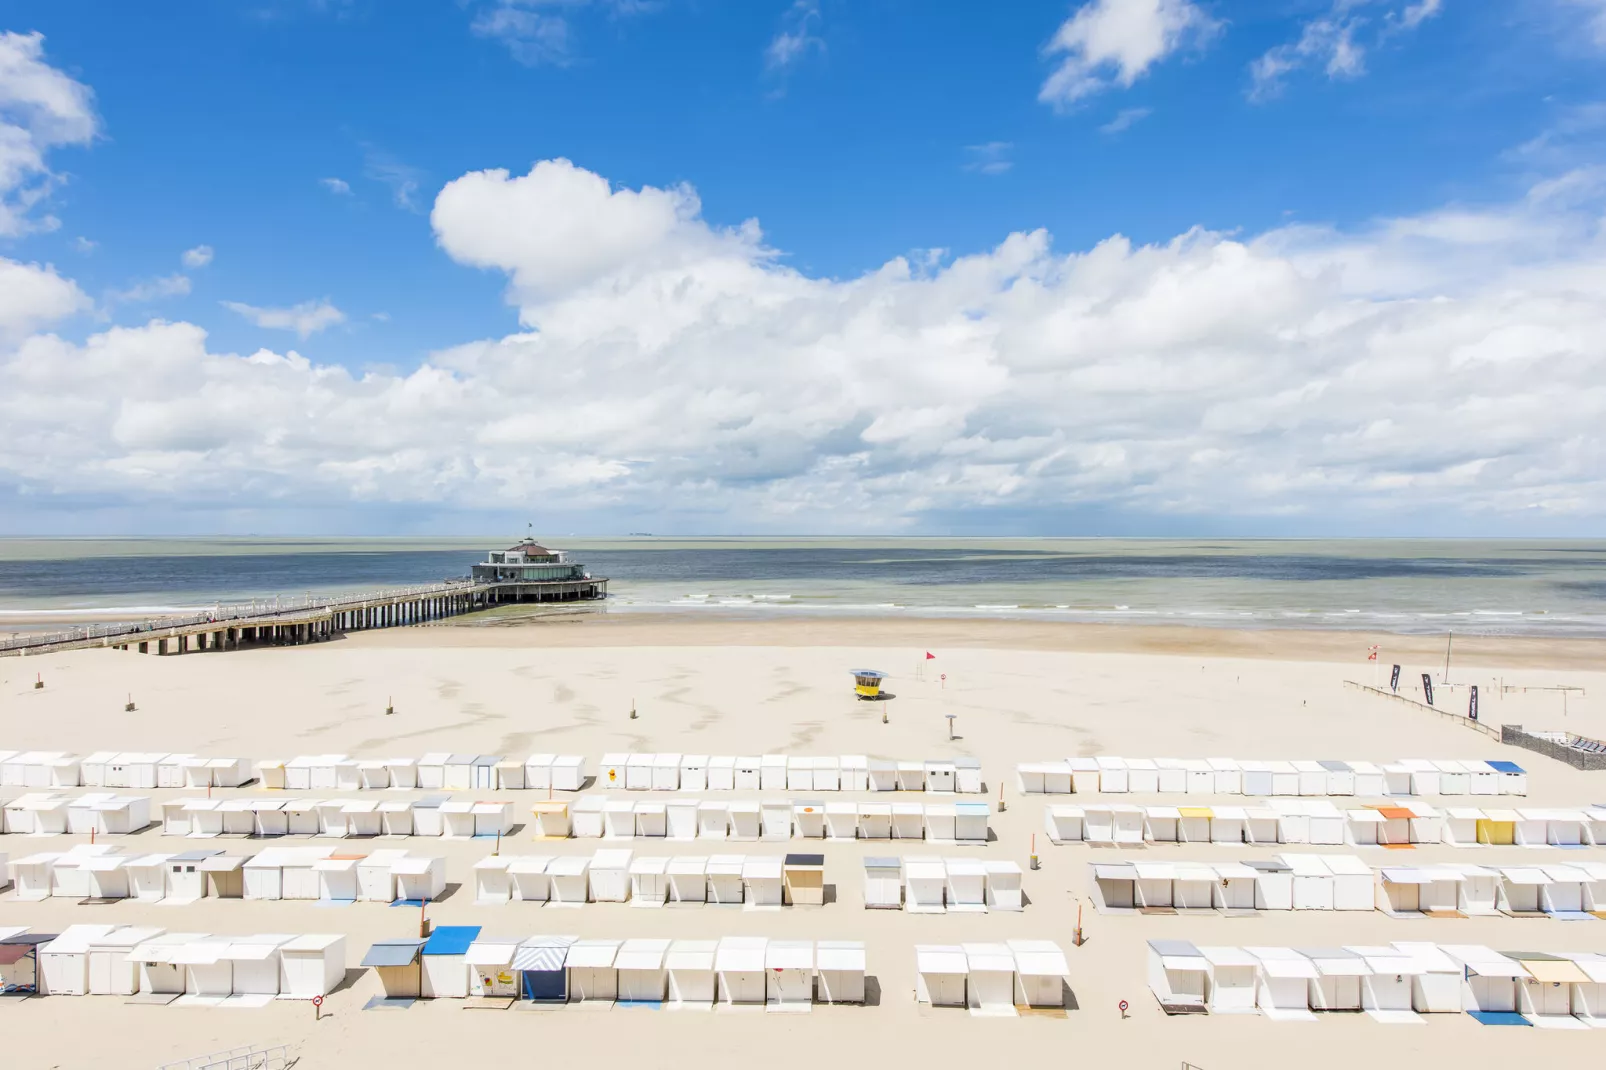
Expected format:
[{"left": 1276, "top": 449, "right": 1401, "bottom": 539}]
[
  {"left": 1469, "top": 685, "right": 1479, "bottom": 721},
  {"left": 1422, "top": 673, "right": 1435, "bottom": 706},
  {"left": 1390, "top": 664, "right": 1401, "bottom": 692}
]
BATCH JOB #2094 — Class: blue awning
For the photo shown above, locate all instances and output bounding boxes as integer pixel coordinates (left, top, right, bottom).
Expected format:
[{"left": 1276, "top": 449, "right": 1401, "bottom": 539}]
[
  {"left": 1486, "top": 761, "right": 1524, "bottom": 774},
  {"left": 423, "top": 926, "right": 481, "bottom": 956}
]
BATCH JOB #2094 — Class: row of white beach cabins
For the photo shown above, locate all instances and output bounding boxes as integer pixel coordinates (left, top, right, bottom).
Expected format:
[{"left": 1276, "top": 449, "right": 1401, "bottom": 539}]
[
  {"left": 1043, "top": 800, "right": 1606, "bottom": 848},
  {"left": 1092, "top": 855, "right": 1606, "bottom": 918},
  {"left": 6, "top": 843, "right": 1024, "bottom": 911},
  {"left": 369, "top": 932, "right": 1072, "bottom": 1013},
  {"left": 0, "top": 750, "right": 988, "bottom": 794},
  {"left": 1, "top": 922, "right": 1073, "bottom": 1014},
  {"left": 1019, "top": 758, "right": 1528, "bottom": 797},
  {"left": 1148, "top": 940, "right": 1606, "bottom": 1026},
  {"left": 3, "top": 793, "right": 994, "bottom": 843}
]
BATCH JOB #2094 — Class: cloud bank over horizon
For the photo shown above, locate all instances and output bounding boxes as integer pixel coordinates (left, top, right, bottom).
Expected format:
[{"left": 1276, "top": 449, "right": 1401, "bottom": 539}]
[{"left": 0, "top": 33, "right": 1603, "bottom": 536}]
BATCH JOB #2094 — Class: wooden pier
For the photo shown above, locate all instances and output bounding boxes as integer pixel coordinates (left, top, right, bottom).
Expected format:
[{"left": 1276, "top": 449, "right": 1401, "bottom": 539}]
[{"left": 1, "top": 574, "right": 607, "bottom": 658}]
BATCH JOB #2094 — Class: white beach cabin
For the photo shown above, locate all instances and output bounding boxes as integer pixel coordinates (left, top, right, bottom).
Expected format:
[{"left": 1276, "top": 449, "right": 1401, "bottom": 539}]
[
  {"left": 588, "top": 848, "right": 633, "bottom": 903},
  {"left": 864, "top": 857, "right": 903, "bottom": 909},
  {"left": 905, "top": 857, "right": 948, "bottom": 913},
  {"left": 542, "top": 848, "right": 594, "bottom": 899},
  {"left": 615, "top": 938, "right": 670, "bottom": 1004},
  {"left": 1147, "top": 940, "right": 1207, "bottom": 1014},
  {"left": 766, "top": 940, "right": 814, "bottom": 1010},
  {"left": 1246, "top": 946, "right": 1317, "bottom": 1021},
  {"left": 915, "top": 945, "right": 968, "bottom": 1008},
  {"left": 815, "top": 941, "right": 865, "bottom": 1005},
  {"left": 629, "top": 856, "right": 669, "bottom": 907},
  {"left": 1009, "top": 940, "right": 1069, "bottom": 1008},
  {"left": 1198, "top": 945, "right": 1259, "bottom": 1014},
  {"left": 278, "top": 934, "right": 344, "bottom": 999},
  {"left": 666, "top": 940, "right": 717, "bottom": 1008},
  {"left": 1301, "top": 946, "right": 1369, "bottom": 1012},
  {"left": 715, "top": 936, "right": 768, "bottom": 1005},
  {"left": 667, "top": 856, "right": 707, "bottom": 904}
]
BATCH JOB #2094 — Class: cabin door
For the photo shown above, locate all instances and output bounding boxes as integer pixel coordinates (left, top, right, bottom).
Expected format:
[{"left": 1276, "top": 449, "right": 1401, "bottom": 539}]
[
  {"left": 768, "top": 968, "right": 811, "bottom": 1005},
  {"left": 1470, "top": 975, "right": 1516, "bottom": 1013},
  {"left": 522, "top": 969, "right": 565, "bottom": 1002}
]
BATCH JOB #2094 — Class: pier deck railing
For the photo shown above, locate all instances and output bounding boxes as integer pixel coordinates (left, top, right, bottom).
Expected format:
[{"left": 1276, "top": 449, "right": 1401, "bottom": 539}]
[{"left": 1, "top": 579, "right": 483, "bottom": 653}]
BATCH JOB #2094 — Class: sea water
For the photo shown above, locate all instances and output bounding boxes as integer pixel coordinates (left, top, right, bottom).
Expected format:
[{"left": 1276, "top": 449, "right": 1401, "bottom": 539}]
[{"left": 1, "top": 537, "right": 1603, "bottom": 637}]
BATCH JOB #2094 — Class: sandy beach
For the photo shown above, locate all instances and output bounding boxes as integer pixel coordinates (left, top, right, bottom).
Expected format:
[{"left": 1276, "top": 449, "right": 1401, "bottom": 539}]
[{"left": 2, "top": 616, "right": 1605, "bottom": 1068}]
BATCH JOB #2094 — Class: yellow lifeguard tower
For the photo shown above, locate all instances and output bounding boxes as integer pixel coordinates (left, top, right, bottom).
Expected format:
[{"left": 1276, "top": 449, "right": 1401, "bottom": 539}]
[{"left": 851, "top": 669, "right": 888, "bottom": 700}]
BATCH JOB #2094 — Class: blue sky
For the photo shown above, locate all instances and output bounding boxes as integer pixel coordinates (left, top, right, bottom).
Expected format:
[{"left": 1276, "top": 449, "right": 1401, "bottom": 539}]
[{"left": 1, "top": 2, "right": 1605, "bottom": 535}]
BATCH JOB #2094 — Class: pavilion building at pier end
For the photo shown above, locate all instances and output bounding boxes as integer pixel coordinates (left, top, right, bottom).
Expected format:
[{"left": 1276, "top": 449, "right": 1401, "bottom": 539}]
[{"left": 471, "top": 541, "right": 608, "bottom": 603}]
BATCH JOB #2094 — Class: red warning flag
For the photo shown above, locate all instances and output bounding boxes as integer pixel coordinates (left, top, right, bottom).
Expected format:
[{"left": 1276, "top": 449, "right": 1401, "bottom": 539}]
[{"left": 925, "top": 652, "right": 936, "bottom": 659}]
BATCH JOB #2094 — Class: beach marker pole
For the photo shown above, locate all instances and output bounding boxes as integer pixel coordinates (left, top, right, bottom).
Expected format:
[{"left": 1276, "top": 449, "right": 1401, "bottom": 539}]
[
  {"left": 998, "top": 781, "right": 1006, "bottom": 813},
  {"left": 495, "top": 828, "right": 502, "bottom": 856},
  {"left": 312, "top": 994, "right": 324, "bottom": 1020},
  {"left": 1073, "top": 900, "right": 1083, "bottom": 946},
  {"left": 34, "top": 673, "right": 42, "bottom": 690},
  {"left": 946, "top": 714, "right": 956, "bottom": 740},
  {"left": 386, "top": 695, "right": 394, "bottom": 716},
  {"left": 1118, "top": 999, "right": 1128, "bottom": 1019},
  {"left": 1030, "top": 833, "right": 1038, "bottom": 871}
]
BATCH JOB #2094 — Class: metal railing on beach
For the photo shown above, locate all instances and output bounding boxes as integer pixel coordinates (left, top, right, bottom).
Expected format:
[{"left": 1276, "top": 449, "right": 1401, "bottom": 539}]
[
  {"left": 1342, "top": 679, "right": 1501, "bottom": 739},
  {"left": 156, "top": 1044, "right": 292, "bottom": 1070},
  {"left": 0, "top": 579, "right": 481, "bottom": 653}
]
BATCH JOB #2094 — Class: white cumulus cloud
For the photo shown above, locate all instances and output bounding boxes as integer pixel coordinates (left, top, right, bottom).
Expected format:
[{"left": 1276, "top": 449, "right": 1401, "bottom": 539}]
[
  {"left": 0, "top": 256, "right": 89, "bottom": 338},
  {"left": 0, "top": 31, "right": 99, "bottom": 236},
  {"left": 431, "top": 157, "right": 756, "bottom": 306},
  {"left": 222, "top": 298, "right": 346, "bottom": 339},
  {"left": 2, "top": 158, "right": 1603, "bottom": 533},
  {"left": 181, "top": 244, "right": 213, "bottom": 268},
  {"left": 320, "top": 176, "right": 351, "bottom": 195},
  {"left": 1039, "top": 0, "right": 1218, "bottom": 107}
]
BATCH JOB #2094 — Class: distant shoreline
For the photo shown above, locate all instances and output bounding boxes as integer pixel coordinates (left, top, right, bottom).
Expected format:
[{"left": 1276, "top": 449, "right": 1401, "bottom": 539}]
[{"left": 303, "top": 610, "right": 1606, "bottom": 672}]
